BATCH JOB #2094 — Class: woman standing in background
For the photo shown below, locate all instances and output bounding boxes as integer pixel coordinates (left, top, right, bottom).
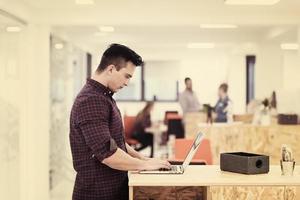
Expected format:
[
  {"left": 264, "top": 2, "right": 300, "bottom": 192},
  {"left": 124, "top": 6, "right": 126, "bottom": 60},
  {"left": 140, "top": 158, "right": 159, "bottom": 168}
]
[{"left": 214, "top": 83, "right": 233, "bottom": 123}]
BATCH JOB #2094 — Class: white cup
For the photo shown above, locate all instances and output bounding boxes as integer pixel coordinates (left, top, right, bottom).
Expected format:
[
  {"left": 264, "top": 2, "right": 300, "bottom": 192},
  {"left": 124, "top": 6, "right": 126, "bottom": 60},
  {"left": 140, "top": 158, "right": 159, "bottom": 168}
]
[{"left": 280, "top": 160, "right": 295, "bottom": 176}]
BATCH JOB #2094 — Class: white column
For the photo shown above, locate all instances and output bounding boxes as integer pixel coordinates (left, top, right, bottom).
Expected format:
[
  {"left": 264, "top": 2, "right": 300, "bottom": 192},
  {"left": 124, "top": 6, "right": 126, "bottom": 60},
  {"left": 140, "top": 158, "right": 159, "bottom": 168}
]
[
  {"left": 19, "top": 24, "right": 50, "bottom": 200},
  {"left": 298, "top": 27, "right": 300, "bottom": 68},
  {"left": 282, "top": 27, "right": 300, "bottom": 90}
]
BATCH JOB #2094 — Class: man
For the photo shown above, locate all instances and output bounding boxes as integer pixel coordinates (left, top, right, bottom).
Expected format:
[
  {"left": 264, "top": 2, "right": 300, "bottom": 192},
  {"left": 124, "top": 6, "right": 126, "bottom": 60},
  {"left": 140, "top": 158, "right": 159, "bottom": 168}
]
[
  {"left": 179, "top": 77, "right": 202, "bottom": 115},
  {"left": 69, "top": 44, "right": 171, "bottom": 200}
]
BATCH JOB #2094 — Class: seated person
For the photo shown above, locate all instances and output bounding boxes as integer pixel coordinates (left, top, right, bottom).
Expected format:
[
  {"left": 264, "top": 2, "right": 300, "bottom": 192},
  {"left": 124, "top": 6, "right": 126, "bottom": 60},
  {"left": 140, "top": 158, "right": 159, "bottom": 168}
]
[
  {"left": 132, "top": 101, "right": 154, "bottom": 157},
  {"left": 252, "top": 98, "right": 271, "bottom": 125}
]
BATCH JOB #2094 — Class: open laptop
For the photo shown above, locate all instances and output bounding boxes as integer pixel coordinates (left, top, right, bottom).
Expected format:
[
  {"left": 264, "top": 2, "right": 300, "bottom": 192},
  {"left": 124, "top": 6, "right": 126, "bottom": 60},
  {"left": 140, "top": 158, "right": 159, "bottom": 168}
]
[{"left": 139, "top": 132, "right": 204, "bottom": 174}]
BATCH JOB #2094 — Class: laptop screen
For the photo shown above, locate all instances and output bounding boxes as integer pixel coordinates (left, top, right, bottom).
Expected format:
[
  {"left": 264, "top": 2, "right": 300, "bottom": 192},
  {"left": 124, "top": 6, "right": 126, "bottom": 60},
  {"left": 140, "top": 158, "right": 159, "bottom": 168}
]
[{"left": 182, "top": 132, "right": 204, "bottom": 170}]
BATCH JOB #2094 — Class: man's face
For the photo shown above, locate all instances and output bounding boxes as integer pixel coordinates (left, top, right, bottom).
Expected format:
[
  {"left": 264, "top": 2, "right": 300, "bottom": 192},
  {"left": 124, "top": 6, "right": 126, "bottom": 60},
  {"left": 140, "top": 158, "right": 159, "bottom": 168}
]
[
  {"left": 107, "top": 61, "right": 136, "bottom": 92},
  {"left": 218, "top": 88, "right": 225, "bottom": 98},
  {"left": 185, "top": 80, "right": 192, "bottom": 90}
]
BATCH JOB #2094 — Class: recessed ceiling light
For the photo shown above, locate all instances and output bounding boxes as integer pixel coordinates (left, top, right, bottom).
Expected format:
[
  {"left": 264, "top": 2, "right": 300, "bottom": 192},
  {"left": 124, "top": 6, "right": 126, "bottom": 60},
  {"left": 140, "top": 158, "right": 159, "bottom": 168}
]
[
  {"left": 99, "top": 26, "right": 114, "bottom": 32},
  {"left": 54, "top": 43, "right": 64, "bottom": 49},
  {"left": 75, "top": 0, "right": 94, "bottom": 5},
  {"left": 280, "top": 43, "right": 299, "bottom": 50},
  {"left": 6, "top": 26, "right": 21, "bottom": 32},
  {"left": 200, "top": 24, "right": 238, "bottom": 29},
  {"left": 187, "top": 43, "right": 215, "bottom": 49},
  {"left": 224, "top": 0, "right": 280, "bottom": 5}
]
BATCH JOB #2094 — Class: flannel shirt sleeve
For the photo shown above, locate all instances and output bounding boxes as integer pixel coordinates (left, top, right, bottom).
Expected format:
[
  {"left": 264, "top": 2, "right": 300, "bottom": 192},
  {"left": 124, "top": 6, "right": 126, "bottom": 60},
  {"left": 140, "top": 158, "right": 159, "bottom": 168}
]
[{"left": 77, "top": 95, "right": 118, "bottom": 162}]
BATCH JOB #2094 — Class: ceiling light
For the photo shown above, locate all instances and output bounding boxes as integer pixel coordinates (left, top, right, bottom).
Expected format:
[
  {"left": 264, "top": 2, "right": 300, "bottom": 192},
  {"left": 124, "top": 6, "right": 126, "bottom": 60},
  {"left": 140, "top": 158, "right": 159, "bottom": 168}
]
[
  {"left": 99, "top": 26, "right": 114, "bottom": 32},
  {"left": 54, "top": 43, "right": 64, "bottom": 49},
  {"left": 224, "top": 0, "right": 280, "bottom": 5},
  {"left": 280, "top": 43, "right": 299, "bottom": 50},
  {"left": 200, "top": 24, "right": 238, "bottom": 29},
  {"left": 6, "top": 26, "right": 21, "bottom": 32},
  {"left": 75, "top": 0, "right": 94, "bottom": 5},
  {"left": 187, "top": 43, "right": 215, "bottom": 49}
]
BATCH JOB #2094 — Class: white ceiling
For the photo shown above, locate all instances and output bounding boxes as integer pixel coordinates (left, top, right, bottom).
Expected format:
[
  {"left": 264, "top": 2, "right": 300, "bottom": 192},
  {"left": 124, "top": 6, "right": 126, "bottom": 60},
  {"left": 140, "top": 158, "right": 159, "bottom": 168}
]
[
  {"left": 17, "top": 0, "right": 300, "bottom": 26},
  {"left": 51, "top": 24, "right": 298, "bottom": 59},
  {"left": 1, "top": 0, "right": 300, "bottom": 59},
  {"left": 20, "top": 0, "right": 300, "bottom": 10},
  {"left": 0, "top": 13, "right": 15, "bottom": 25}
]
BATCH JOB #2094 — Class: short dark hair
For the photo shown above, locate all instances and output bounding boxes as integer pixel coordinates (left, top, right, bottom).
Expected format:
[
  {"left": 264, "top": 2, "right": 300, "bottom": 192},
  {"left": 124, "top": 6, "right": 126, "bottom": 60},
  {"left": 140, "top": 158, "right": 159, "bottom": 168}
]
[
  {"left": 262, "top": 98, "right": 269, "bottom": 107},
  {"left": 96, "top": 43, "right": 144, "bottom": 72},
  {"left": 219, "top": 83, "right": 228, "bottom": 93},
  {"left": 184, "top": 77, "right": 191, "bottom": 83}
]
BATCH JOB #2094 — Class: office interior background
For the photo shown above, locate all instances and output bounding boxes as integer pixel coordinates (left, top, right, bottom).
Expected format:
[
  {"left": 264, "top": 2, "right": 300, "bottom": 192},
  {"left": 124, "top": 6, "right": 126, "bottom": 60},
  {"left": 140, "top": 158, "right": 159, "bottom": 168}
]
[{"left": 1, "top": 0, "right": 300, "bottom": 199}]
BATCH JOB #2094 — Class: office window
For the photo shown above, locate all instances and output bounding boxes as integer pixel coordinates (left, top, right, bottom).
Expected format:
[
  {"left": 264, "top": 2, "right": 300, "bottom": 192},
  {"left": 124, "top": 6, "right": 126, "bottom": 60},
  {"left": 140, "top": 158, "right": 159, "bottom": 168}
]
[
  {"left": 246, "top": 55, "right": 255, "bottom": 104},
  {"left": 114, "top": 66, "right": 142, "bottom": 101},
  {"left": 144, "top": 61, "right": 180, "bottom": 101}
]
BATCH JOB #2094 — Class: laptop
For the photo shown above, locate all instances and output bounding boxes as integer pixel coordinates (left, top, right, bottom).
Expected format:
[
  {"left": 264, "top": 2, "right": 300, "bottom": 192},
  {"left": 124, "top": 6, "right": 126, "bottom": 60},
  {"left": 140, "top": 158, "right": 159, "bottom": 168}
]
[{"left": 139, "top": 132, "right": 204, "bottom": 174}]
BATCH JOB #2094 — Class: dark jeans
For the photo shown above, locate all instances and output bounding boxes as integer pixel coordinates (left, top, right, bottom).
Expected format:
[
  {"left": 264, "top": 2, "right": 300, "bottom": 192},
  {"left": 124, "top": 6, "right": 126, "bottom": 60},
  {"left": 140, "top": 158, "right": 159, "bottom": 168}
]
[{"left": 133, "top": 132, "right": 154, "bottom": 157}]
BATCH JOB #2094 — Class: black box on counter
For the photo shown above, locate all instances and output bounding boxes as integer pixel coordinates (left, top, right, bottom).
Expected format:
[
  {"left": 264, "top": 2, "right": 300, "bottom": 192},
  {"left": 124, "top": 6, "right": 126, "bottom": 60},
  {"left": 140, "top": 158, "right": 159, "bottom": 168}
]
[
  {"left": 278, "top": 114, "right": 298, "bottom": 125},
  {"left": 220, "top": 152, "right": 269, "bottom": 174}
]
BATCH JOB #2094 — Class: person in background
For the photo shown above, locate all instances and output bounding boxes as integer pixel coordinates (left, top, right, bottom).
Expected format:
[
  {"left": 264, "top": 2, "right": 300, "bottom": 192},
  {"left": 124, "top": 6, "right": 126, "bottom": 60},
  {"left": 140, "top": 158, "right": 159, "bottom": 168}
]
[
  {"left": 179, "top": 77, "right": 202, "bottom": 115},
  {"left": 269, "top": 91, "right": 277, "bottom": 116},
  {"left": 252, "top": 98, "right": 271, "bottom": 125},
  {"left": 69, "top": 44, "right": 170, "bottom": 200},
  {"left": 214, "top": 83, "right": 233, "bottom": 123},
  {"left": 132, "top": 101, "right": 154, "bottom": 157}
]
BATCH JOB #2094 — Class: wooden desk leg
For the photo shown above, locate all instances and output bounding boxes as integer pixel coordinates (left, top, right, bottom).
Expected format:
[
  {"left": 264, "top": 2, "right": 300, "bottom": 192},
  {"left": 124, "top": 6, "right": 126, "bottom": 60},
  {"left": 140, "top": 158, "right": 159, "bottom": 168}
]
[
  {"left": 129, "top": 186, "right": 133, "bottom": 200},
  {"left": 203, "top": 186, "right": 211, "bottom": 200}
]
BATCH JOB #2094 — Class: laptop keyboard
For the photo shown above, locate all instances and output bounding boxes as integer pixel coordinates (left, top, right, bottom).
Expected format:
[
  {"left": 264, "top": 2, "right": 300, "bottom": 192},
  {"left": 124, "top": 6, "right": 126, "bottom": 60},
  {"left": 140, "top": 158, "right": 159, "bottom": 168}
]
[{"left": 159, "top": 165, "right": 178, "bottom": 171}]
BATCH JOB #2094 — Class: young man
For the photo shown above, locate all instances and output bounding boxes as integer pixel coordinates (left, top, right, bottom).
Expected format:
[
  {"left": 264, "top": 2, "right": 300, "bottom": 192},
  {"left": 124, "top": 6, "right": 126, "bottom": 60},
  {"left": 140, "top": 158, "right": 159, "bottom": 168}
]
[
  {"left": 179, "top": 77, "right": 202, "bottom": 115},
  {"left": 69, "top": 44, "right": 171, "bottom": 200}
]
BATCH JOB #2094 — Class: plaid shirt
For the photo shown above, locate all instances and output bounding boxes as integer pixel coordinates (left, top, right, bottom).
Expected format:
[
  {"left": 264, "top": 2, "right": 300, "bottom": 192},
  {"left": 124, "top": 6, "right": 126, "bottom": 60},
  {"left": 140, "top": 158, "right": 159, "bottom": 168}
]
[{"left": 70, "top": 79, "right": 128, "bottom": 200}]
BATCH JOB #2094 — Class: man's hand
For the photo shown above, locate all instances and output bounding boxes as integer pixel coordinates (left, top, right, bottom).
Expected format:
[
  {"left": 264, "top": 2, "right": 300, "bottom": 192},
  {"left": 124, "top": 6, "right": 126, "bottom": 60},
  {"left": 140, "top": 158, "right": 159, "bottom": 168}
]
[
  {"left": 141, "top": 158, "right": 171, "bottom": 171},
  {"left": 140, "top": 156, "right": 151, "bottom": 161}
]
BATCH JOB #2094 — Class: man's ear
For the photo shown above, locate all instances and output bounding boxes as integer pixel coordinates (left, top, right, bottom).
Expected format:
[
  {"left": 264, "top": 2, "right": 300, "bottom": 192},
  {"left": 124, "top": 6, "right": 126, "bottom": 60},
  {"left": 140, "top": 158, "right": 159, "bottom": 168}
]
[{"left": 106, "top": 65, "right": 114, "bottom": 74}]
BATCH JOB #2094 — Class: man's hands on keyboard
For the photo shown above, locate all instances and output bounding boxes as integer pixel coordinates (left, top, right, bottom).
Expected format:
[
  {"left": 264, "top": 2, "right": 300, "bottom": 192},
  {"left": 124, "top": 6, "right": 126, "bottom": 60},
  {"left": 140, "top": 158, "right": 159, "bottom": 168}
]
[
  {"left": 159, "top": 166, "right": 176, "bottom": 171},
  {"left": 142, "top": 158, "right": 171, "bottom": 171}
]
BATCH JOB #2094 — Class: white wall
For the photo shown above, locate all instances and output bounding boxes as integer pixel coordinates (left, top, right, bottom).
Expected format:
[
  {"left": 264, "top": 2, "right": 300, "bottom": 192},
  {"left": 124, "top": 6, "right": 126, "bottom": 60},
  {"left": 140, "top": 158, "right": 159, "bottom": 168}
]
[
  {"left": 282, "top": 51, "right": 300, "bottom": 90},
  {"left": 277, "top": 49, "right": 300, "bottom": 115},
  {"left": 20, "top": 24, "right": 50, "bottom": 200},
  {"left": 0, "top": 25, "right": 22, "bottom": 200},
  {"left": 255, "top": 43, "right": 284, "bottom": 99},
  {"left": 0, "top": 24, "right": 50, "bottom": 200}
]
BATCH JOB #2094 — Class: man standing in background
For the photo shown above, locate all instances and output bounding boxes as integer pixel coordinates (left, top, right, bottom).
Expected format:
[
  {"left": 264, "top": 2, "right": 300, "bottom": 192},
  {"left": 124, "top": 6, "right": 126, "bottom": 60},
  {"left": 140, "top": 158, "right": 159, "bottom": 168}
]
[
  {"left": 69, "top": 44, "right": 170, "bottom": 200},
  {"left": 179, "top": 77, "right": 202, "bottom": 115}
]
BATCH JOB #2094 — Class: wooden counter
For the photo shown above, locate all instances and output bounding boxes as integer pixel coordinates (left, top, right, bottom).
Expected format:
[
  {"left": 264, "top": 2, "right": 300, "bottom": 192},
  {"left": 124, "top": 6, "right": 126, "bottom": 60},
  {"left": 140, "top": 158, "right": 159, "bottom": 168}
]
[
  {"left": 185, "top": 123, "right": 300, "bottom": 165},
  {"left": 129, "top": 165, "right": 300, "bottom": 200}
]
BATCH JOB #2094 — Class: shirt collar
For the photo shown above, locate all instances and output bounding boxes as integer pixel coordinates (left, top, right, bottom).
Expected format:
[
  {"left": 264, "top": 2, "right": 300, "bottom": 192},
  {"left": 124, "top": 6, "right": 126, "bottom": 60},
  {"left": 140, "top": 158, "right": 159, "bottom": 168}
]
[
  {"left": 86, "top": 78, "right": 114, "bottom": 97},
  {"left": 185, "top": 89, "right": 194, "bottom": 93}
]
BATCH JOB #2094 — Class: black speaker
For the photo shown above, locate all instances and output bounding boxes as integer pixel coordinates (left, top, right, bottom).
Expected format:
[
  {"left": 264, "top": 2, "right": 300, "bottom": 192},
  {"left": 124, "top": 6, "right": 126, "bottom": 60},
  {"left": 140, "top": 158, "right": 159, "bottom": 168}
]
[
  {"left": 278, "top": 114, "right": 298, "bottom": 125},
  {"left": 220, "top": 152, "right": 269, "bottom": 174}
]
